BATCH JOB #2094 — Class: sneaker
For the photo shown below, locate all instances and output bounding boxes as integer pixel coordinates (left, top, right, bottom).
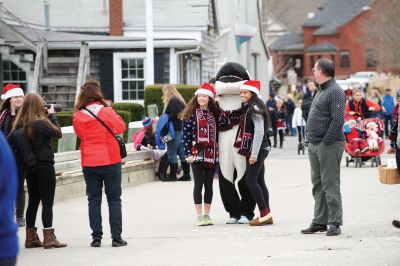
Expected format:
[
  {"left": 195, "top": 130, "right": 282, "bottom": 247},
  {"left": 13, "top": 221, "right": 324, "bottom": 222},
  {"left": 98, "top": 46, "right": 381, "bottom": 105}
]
[
  {"left": 237, "top": 215, "right": 250, "bottom": 224},
  {"left": 16, "top": 217, "right": 25, "bottom": 227},
  {"left": 204, "top": 215, "right": 213, "bottom": 226},
  {"left": 112, "top": 238, "right": 127, "bottom": 247},
  {"left": 226, "top": 217, "right": 239, "bottom": 224},
  {"left": 90, "top": 239, "right": 101, "bottom": 247},
  {"left": 196, "top": 216, "right": 206, "bottom": 226}
]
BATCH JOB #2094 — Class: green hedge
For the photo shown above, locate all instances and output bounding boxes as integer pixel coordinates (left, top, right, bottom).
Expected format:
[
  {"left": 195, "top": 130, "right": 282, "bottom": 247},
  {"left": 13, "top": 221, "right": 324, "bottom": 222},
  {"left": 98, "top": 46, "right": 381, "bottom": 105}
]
[
  {"left": 144, "top": 84, "right": 198, "bottom": 115},
  {"left": 112, "top": 102, "right": 144, "bottom": 122}
]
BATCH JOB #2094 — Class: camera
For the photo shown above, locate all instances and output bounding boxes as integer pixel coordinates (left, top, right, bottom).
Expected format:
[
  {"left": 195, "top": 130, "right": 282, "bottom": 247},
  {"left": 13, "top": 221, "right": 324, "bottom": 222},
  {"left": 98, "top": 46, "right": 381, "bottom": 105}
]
[{"left": 44, "top": 104, "right": 62, "bottom": 112}]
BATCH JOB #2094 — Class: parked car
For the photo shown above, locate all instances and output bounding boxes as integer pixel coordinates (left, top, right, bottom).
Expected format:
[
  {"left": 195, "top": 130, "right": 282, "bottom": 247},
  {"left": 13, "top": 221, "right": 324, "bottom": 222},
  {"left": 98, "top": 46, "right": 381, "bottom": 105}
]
[
  {"left": 336, "top": 79, "right": 353, "bottom": 91},
  {"left": 346, "top": 71, "right": 377, "bottom": 89}
]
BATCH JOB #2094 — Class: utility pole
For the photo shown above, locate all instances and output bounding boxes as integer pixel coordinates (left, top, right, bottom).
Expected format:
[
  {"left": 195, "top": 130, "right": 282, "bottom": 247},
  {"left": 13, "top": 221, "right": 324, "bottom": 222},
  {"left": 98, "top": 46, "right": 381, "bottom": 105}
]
[{"left": 145, "top": 0, "right": 154, "bottom": 86}]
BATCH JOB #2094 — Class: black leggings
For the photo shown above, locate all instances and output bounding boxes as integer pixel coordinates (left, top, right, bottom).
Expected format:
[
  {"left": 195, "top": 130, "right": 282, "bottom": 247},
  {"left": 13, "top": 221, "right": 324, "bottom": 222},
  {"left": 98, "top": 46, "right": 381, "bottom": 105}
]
[
  {"left": 26, "top": 162, "right": 56, "bottom": 228},
  {"left": 245, "top": 149, "right": 270, "bottom": 212},
  {"left": 273, "top": 128, "right": 285, "bottom": 147},
  {"left": 192, "top": 163, "right": 215, "bottom": 204},
  {"left": 297, "top": 126, "right": 305, "bottom": 143}
]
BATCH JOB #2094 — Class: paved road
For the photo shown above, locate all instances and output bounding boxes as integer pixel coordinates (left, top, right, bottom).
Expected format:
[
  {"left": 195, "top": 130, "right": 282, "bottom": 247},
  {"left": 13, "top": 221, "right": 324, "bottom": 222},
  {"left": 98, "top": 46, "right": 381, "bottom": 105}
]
[{"left": 17, "top": 136, "right": 400, "bottom": 266}]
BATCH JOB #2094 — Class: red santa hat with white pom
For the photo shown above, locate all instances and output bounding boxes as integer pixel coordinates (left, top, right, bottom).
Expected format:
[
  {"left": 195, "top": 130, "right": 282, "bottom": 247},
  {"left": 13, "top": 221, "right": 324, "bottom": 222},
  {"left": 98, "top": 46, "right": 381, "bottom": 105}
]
[
  {"left": 1, "top": 84, "right": 24, "bottom": 101},
  {"left": 195, "top": 83, "right": 216, "bottom": 98},
  {"left": 240, "top": 80, "right": 261, "bottom": 96}
]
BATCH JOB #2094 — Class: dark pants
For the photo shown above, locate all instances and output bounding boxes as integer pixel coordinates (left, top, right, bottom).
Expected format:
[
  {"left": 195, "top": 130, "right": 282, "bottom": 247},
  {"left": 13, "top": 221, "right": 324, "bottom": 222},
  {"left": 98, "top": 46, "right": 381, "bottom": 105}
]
[
  {"left": 273, "top": 128, "right": 285, "bottom": 147},
  {"left": 308, "top": 141, "right": 344, "bottom": 225},
  {"left": 15, "top": 169, "right": 25, "bottom": 218},
  {"left": 245, "top": 149, "right": 270, "bottom": 212},
  {"left": 26, "top": 162, "right": 56, "bottom": 228},
  {"left": 219, "top": 169, "right": 255, "bottom": 220},
  {"left": 0, "top": 258, "right": 16, "bottom": 266},
  {"left": 396, "top": 147, "right": 400, "bottom": 176},
  {"left": 83, "top": 163, "right": 122, "bottom": 240},
  {"left": 286, "top": 113, "right": 295, "bottom": 135},
  {"left": 192, "top": 163, "right": 215, "bottom": 204},
  {"left": 383, "top": 114, "right": 393, "bottom": 137},
  {"left": 297, "top": 126, "right": 305, "bottom": 143}
]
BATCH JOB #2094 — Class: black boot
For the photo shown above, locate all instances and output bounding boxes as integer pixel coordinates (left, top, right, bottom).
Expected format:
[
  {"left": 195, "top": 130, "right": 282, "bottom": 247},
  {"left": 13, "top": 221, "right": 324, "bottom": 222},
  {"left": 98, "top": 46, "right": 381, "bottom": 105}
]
[
  {"left": 156, "top": 154, "right": 169, "bottom": 181},
  {"left": 164, "top": 163, "right": 178, "bottom": 182},
  {"left": 179, "top": 162, "right": 191, "bottom": 181}
]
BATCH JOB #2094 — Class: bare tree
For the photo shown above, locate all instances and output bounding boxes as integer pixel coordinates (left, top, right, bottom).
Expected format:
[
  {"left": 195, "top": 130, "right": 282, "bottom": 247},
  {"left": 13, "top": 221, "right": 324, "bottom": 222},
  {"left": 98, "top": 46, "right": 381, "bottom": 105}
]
[{"left": 361, "top": 0, "right": 400, "bottom": 71}]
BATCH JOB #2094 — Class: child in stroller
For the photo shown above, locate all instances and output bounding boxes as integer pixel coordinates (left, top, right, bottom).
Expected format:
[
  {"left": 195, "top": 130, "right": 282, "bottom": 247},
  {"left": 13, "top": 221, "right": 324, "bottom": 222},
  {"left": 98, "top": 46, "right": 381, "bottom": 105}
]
[{"left": 344, "top": 116, "right": 385, "bottom": 167}]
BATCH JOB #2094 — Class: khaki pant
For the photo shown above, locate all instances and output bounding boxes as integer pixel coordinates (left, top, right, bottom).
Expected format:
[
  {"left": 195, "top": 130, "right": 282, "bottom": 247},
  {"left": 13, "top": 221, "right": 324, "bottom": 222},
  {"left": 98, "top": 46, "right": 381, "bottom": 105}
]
[{"left": 308, "top": 141, "right": 344, "bottom": 225}]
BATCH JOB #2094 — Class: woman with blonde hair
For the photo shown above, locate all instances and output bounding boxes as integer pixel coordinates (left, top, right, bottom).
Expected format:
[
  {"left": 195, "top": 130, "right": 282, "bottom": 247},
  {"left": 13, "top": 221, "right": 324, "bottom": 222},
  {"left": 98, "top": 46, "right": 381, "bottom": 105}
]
[
  {"left": 162, "top": 84, "right": 189, "bottom": 181},
  {"left": 10, "top": 93, "right": 66, "bottom": 249},
  {"left": 73, "top": 80, "right": 127, "bottom": 248}
]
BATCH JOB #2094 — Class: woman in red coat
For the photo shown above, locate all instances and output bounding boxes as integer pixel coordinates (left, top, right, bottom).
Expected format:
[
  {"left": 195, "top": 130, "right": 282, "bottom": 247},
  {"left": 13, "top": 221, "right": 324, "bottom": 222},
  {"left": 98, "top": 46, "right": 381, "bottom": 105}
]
[
  {"left": 345, "top": 89, "right": 381, "bottom": 119},
  {"left": 73, "top": 80, "right": 127, "bottom": 248}
]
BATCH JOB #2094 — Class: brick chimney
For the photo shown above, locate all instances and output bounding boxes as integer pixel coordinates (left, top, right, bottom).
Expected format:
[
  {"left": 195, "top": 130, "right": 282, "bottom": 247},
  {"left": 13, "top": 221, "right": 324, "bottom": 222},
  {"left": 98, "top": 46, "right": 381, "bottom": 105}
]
[{"left": 109, "top": 0, "right": 123, "bottom": 36}]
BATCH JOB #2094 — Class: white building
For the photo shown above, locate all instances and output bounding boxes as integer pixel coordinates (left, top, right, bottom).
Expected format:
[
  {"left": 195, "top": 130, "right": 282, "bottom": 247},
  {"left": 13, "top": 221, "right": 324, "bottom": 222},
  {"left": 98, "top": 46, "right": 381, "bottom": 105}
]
[{"left": 0, "top": 0, "right": 271, "bottom": 107}]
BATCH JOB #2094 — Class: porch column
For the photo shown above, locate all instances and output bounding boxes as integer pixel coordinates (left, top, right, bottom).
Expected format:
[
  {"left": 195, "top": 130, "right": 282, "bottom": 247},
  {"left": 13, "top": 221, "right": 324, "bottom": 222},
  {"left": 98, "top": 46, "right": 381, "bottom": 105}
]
[{"left": 169, "top": 48, "right": 177, "bottom": 84}]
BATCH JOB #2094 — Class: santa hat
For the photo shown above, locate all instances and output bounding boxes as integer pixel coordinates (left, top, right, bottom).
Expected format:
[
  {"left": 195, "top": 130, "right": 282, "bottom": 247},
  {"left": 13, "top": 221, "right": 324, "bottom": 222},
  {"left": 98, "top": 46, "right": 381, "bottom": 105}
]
[
  {"left": 240, "top": 80, "right": 260, "bottom": 95},
  {"left": 195, "top": 83, "right": 216, "bottom": 98},
  {"left": 366, "top": 121, "right": 377, "bottom": 128},
  {"left": 1, "top": 84, "right": 24, "bottom": 101},
  {"left": 142, "top": 117, "right": 154, "bottom": 129}
]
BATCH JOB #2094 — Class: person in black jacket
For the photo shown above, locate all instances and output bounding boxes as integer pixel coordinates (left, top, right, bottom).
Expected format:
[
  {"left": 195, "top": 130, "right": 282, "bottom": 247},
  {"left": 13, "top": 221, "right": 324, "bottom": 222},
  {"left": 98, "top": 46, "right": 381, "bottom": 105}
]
[
  {"left": 271, "top": 99, "right": 287, "bottom": 148},
  {"left": 162, "top": 84, "right": 189, "bottom": 181},
  {"left": 0, "top": 83, "right": 26, "bottom": 227},
  {"left": 10, "top": 93, "right": 66, "bottom": 249}
]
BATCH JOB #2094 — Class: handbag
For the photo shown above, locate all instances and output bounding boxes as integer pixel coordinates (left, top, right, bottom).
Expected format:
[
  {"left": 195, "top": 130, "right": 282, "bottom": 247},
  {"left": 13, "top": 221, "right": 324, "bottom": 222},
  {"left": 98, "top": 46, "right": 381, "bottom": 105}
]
[
  {"left": 83, "top": 107, "right": 127, "bottom": 159},
  {"left": 160, "top": 125, "right": 173, "bottom": 144}
]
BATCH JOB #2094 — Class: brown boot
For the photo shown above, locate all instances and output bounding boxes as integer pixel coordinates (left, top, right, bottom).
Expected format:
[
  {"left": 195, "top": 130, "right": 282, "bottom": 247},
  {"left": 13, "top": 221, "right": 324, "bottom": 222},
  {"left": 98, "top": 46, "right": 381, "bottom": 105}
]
[
  {"left": 25, "top": 227, "right": 43, "bottom": 248},
  {"left": 43, "top": 228, "right": 67, "bottom": 249}
]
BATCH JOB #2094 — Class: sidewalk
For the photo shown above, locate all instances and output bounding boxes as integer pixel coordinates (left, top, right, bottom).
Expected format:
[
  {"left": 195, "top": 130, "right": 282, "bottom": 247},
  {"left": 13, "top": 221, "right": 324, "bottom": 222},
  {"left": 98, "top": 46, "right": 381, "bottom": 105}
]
[{"left": 17, "top": 136, "right": 400, "bottom": 266}]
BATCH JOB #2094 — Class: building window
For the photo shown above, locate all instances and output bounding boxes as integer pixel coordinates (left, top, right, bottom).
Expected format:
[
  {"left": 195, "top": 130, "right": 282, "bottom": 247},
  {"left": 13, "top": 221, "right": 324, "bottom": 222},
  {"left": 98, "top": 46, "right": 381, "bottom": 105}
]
[
  {"left": 113, "top": 52, "right": 146, "bottom": 104},
  {"left": 310, "top": 55, "right": 315, "bottom": 68},
  {"left": 2, "top": 60, "right": 27, "bottom": 90},
  {"left": 366, "top": 49, "right": 377, "bottom": 68},
  {"left": 340, "top": 51, "right": 350, "bottom": 68}
]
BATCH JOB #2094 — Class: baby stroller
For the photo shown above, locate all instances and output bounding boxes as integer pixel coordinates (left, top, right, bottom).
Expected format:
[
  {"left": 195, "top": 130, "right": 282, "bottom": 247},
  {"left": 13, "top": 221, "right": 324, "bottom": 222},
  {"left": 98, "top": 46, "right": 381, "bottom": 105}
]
[{"left": 344, "top": 116, "right": 384, "bottom": 168}]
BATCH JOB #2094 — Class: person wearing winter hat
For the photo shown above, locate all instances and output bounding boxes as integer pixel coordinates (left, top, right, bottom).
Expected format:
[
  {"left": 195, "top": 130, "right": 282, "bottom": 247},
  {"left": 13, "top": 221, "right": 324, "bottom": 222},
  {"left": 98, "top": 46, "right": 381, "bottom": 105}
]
[
  {"left": 179, "top": 83, "right": 220, "bottom": 226},
  {"left": 132, "top": 117, "right": 155, "bottom": 151},
  {"left": 0, "top": 83, "right": 26, "bottom": 227},
  {"left": 235, "top": 80, "right": 273, "bottom": 226}
]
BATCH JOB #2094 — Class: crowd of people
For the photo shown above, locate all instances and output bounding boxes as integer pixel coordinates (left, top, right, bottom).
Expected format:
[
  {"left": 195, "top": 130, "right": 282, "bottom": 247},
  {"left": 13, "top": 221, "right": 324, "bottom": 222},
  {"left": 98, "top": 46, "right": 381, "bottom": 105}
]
[{"left": 1, "top": 57, "right": 400, "bottom": 266}]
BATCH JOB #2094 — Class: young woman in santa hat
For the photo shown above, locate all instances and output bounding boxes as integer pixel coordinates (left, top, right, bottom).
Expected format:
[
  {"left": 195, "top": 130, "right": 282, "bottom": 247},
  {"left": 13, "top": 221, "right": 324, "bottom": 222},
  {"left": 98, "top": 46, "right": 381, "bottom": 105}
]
[
  {"left": 0, "top": 83, "right": 26, "bottom": 227},
  {"left": 236, "top": 80, "right": 273, "bottom": 226},
  {"left": 180, "top": 83, "right": 220, "bottom": 226},
  {"left": 11, "top": 93, "right": 66, "bottom": 249}
]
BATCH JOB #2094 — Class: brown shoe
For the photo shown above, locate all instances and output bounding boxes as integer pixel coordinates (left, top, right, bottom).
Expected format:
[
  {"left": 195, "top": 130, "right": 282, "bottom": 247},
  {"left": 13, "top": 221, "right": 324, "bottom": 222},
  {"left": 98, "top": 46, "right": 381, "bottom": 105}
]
[
  {"left": 249, "top": 217, "right": 260, "bottom": 226},
  {"left": 43, "top": 229, "right": 67, "bottom": 249},
  {"left": 25, "top": 227, "right": 43, "bottom": 248},
  {"left": 258, "top": 213, "right": 274, "bottom": 225}
]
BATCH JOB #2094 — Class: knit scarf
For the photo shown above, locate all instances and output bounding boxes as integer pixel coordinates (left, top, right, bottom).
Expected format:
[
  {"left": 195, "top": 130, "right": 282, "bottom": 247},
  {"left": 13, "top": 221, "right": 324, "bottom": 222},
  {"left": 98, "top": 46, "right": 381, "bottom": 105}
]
[
  {"left": 233, "top": 109, "right": 254, "bottom": 157},
  {"left": 192, "top": 108, "right": 218, "bottom": 168},
  {"left": 0, "top": 109, "right": 10, "bottom": 134}
]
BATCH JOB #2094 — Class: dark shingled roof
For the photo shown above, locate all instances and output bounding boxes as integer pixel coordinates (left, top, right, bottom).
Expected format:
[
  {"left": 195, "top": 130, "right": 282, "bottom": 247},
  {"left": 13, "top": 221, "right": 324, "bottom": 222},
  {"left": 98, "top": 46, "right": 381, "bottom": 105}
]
[
  {"left": 303, "top": 0, "right": 374, "bottom": 35},
  {"left": 305, "top": 41, "right": 338, "bottom": 52},
  {"left": 269, "top": 32, "right": 304, "bottom": 51}
]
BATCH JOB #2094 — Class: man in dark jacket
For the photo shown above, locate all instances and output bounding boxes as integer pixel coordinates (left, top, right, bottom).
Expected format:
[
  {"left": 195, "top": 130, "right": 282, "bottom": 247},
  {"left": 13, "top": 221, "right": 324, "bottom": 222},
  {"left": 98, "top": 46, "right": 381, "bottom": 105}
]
[
  {"left": 301, "top": 80, "right": 317, "bottom": 122},
  {"left": 300, "top": 58, "right": 346, "bottom": 236}
]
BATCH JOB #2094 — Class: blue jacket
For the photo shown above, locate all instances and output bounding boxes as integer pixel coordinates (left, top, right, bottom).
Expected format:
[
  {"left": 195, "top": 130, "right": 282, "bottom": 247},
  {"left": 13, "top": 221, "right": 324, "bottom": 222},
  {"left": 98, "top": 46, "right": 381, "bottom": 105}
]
[
  {"left": 382, "top": 95, "right": 395, "bottom": 116},
  {"left": 155, "top": 114, "right": 175, "bottom": 150},
  {"left": 0, "top": 131, "right": 18, "bottom": 260}
]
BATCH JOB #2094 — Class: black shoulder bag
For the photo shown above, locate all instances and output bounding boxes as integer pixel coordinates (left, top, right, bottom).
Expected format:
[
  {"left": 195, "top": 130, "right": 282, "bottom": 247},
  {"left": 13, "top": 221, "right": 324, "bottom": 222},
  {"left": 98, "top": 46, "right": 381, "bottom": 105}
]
[{"left": 83, "top": 107, "right": 127, "bottom": 159}]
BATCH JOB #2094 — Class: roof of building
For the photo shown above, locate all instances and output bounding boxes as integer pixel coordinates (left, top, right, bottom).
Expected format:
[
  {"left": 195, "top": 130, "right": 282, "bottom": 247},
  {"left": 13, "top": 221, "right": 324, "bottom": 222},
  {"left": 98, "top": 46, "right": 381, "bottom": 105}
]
[
  {"left": 264, "top": 0, "right": 324, "bottom": 32},
  {"left": 304, "top": 41, "right": 338, "bottom": 52},
  {"left": 303, "top": 0, "right": 374, "bottom": 35},
  {"left": 269, "top": 32, "right": 303, "bottom": 51}
]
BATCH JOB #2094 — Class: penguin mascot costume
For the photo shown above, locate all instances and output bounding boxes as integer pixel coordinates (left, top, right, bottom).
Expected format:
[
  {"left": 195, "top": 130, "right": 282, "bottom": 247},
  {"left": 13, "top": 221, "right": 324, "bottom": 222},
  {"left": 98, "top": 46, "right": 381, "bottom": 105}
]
[{"left": 216, "top": 62, "right": 256, "bottom": 224}]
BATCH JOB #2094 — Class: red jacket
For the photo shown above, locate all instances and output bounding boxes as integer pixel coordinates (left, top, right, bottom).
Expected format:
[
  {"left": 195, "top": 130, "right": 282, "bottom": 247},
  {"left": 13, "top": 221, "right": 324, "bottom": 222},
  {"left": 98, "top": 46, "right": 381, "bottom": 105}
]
[{"left": 73, "top": 103, "right": 126, "bottom": 167}]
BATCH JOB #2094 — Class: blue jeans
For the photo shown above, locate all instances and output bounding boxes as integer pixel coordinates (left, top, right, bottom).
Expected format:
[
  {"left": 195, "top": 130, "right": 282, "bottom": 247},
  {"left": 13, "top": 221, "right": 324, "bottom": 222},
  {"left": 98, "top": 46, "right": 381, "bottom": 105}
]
[
  {"left": 83, "top": 163, "right": 122, "bottom": 240},
  {"left": 166, "top": 130, "right": 185, "bottom": 164}
]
